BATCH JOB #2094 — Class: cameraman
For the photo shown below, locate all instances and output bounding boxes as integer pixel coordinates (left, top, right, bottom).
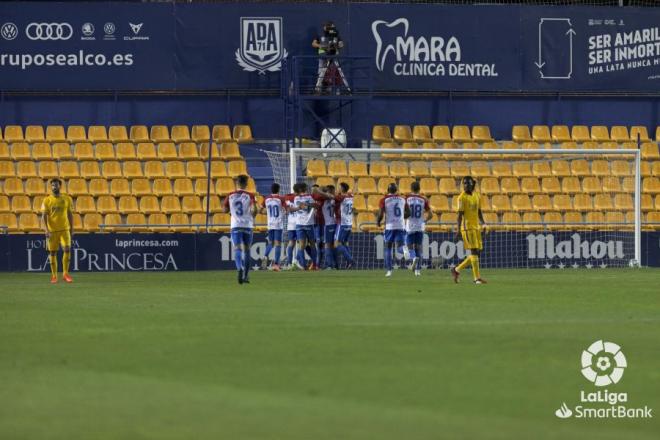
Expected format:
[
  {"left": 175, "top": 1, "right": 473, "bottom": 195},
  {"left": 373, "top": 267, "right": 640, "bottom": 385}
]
[{"left": 312, "top": 21, "right": 349, "bottom": 94}]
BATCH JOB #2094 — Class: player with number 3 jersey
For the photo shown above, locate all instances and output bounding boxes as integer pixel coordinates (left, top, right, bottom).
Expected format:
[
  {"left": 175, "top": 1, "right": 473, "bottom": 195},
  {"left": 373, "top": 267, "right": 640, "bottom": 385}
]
[{"left": 223, "top": 175, "right": 257, "bottom": 284}]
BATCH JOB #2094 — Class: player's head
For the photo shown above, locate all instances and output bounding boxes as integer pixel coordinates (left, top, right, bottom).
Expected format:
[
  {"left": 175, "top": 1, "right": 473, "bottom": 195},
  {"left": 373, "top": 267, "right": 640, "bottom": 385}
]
[
  {"left": 50, "top": 178, "right": 62, "bottom": 195},
  {"left": 235, "top": 174, "right": 249, "bottom": 190},
  {"left": 271, "top": 183, "right": 280, "bottom": 194},
  {"left": 387, "top": 182, "right": 398, "bottom": 194},
  {"left": 462, "top": 176, "right": 476, "bottom": 193},
  {"left": 410, "top": 181, "right": 420, "bottom": 194},
  {"left": 299, "top": 182, "right": 308, "bottom": 193},
  {"left": 326, "top": 184, "right": 335, "bottom": 195},
  {"left": 339, "top": 182, "right": 350, "bottom": 194}
]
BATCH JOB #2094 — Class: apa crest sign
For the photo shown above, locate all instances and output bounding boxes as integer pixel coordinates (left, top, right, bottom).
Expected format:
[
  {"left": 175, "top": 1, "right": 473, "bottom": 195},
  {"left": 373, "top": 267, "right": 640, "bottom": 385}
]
[{"left": 235, "top": 17, "right": 288, "bottom": 74}]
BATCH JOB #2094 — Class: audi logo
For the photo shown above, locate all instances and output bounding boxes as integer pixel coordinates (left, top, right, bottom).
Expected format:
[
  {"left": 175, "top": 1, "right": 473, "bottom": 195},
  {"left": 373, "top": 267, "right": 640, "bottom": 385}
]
[{"left": 25, "top": 22, "right": 73, "bottom": 41}]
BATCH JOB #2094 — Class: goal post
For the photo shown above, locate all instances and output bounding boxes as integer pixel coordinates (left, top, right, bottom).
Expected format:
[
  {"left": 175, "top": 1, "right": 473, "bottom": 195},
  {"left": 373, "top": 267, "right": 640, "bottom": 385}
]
[{"left": 265, "top": 146, "right": 642, "bottom": 269}]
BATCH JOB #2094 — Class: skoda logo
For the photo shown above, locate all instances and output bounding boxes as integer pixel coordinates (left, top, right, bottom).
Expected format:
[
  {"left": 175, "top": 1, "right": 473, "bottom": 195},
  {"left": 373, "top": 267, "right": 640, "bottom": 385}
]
[
  {"left": 81, "top": 23, "right": 94, "bottom": 37},
  {"left": 1, "top": 22, "right": 18, "bottom": 40},
  {"left": 26, "top": 22, "right": 73, "bottom": 41}
]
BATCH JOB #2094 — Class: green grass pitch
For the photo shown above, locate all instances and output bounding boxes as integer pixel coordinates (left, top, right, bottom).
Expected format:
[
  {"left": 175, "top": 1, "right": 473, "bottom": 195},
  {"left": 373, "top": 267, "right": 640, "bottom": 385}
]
[{"left": 1, "top": 268, "right": 659, "bottom": 440}]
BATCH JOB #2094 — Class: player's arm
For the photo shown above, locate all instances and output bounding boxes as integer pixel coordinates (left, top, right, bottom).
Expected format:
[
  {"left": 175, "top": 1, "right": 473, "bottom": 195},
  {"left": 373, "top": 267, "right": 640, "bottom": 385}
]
[
  {"left": 376, "top": 198, "right": 385, "bottom": 228},
  {"left": 425, "top": 206, "right": 433, "bottom": 222},
  {"left": 312, "top": 186, "right": 333, "bottom": 200},
  {"left": 41, "top": 212, "right": 49, "bottom": 238},
  {"left": 67, "top": 200, "right": 74, "bottom": 237},
  {"left": 222, "top": 196, "right": 230, "bottom": 214},
  {"left": 478, "top": 208, "right": 487, "bottom": 233},
  {"left": 251, "top": 199, "right": 258, "bottom": 218},
  {"left": 455, "top": 212, "right": 463, "bottom": 242},
  {"left": 404, "top": 202, "right": 411, "bottom": 219}
]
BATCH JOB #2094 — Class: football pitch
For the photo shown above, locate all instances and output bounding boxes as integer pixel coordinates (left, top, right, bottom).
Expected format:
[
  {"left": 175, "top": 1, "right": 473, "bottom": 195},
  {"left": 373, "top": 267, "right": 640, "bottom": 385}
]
[{"left": 1, "top": 269, "right": 658, "bottom": 440}]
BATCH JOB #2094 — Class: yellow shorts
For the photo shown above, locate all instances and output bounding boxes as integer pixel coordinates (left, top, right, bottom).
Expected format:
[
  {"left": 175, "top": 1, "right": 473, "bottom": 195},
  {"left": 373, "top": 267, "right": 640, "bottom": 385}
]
[
  {"left": 461, "top": 229, "right": 482, "bottom": 250},
  {"left": 47, "top": 230, "right": 71, "bottom": 252}
]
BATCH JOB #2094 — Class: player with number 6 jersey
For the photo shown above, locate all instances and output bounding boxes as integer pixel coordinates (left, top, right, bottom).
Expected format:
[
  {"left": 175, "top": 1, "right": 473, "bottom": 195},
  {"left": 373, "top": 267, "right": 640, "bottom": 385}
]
[
  {"left": 223, "top": 175, "right": 257, "bottom": 284},
  {"left": 377, "top": 183, "right": 410, "bottom": 277}
]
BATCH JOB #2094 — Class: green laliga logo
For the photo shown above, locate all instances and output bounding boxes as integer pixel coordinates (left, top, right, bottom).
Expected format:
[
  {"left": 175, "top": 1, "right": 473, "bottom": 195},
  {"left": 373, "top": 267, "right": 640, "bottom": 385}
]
[{"left": 580, "top": 340, "right": 627, "bottom": 387}]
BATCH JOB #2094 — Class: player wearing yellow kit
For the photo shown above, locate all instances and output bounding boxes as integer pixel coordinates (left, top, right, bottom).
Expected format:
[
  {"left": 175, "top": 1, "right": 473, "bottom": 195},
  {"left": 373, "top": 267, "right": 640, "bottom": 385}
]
[
  {"left": 451, "top": 176, "right": 487, "bottom": 284},
  {"left": 41, "top": 179, "right": 74, "bottom": 284}
]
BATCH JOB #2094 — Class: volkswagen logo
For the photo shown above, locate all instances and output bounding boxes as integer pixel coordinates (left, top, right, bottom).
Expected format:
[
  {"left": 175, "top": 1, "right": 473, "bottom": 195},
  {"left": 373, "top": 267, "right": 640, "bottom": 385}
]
[
  {"left": 104, "top": 22, "right": 115, "bottom": 35},
  {"left": 1, "top": 22, "right": 18, "bottom": 40},
  {"left": 26, "top": 23, "right": 73, "bottom": 41}
]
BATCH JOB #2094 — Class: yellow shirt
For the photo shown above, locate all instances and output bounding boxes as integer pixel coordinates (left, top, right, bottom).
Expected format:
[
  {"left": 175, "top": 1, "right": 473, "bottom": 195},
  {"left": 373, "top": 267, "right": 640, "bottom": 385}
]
[
  {"left": 41, "top": 194, "right": 73, "bottom": 232},
  {"left": 456, "top": 191, "right": 482, "bottom": 231}
]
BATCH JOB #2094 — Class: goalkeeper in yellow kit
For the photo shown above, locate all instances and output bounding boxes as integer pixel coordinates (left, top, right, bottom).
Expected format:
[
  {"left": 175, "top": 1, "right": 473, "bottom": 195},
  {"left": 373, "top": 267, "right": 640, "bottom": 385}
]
[
  {"left": 41, "top": 179, "right": 74, "bottom": 283},
  {"left": 451, "top": 176, "right": 487, "bottom": 284}
]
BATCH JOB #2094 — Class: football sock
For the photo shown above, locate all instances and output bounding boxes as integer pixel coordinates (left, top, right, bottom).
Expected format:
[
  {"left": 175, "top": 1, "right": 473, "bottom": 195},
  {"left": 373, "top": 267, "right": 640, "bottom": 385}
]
[
  {"left": 332, "top": 248, "right": 340, "bottom": 268},
  {"left": 324, "top": 247, "right": 335, "bottom": 268},
  {"left": 471, "top": 255, "right": 481, "bottom": 280},
  {"left": 49, "top": 253, "right": 58, "bottom": 277},
  {"left": 456, "top": 257, "right": 471, "bottom": 272},
  {"left": 384, "top": 247, "right": 393, "bottom": 270},
  {"left": 296, "top": 249, "right": 306, "bottom": 267},
  {"left": 308, "top": 245, "right": 318, "bottom": 266},
  {"left": 286, "top": 244, "right": 294, "bottom": 265},
  {"left": 62, "top": 251, "right": 71, "bottom": 275},
  {"left": 264, "top": 243, "right": 273, "bottom": 261},
  {"left": 234, "top": 249, "right": 243, "bottom": 270},
  {"left": 273, "top": 245, "right": 281, "bottom": 265}
]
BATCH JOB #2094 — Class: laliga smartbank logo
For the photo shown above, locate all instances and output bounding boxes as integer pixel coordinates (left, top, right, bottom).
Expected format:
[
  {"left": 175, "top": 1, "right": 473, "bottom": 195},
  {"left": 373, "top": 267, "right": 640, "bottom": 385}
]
[{"left": 554, "top": 340, "right": 653, "bottom": 420}]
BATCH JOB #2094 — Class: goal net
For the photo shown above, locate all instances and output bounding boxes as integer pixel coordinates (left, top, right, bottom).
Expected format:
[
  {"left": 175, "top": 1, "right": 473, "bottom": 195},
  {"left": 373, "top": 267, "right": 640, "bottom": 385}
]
[{"left": 265, "top": 146, "right": 641, "bottom": 270}]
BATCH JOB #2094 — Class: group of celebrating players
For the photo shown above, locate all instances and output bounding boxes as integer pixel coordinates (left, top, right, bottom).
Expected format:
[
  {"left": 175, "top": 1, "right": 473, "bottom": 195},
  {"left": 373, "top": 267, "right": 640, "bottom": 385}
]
[{"left": 224, "top": 174, "right": 487, "bottom": 285}]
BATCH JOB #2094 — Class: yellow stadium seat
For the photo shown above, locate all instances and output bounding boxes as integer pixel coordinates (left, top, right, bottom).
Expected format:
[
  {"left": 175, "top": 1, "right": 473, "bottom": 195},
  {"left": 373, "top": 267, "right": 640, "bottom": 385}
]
[
  {"left": 11, "top": 195, "right": 32, "bottom": 214},
  {"left": 191, "top": 125, "right": 210, "bottom": 143},
  {"left": 412, "top": 125, "right": 432, "bottom": 143},
  {"left": 207, "top": 213, "right": 230, "bottom": 232},
  {"left": 4, "top": 125, "right": 24, "bottom": 142},
  {"left": 377, "top": 177, "right": 395, "bottom": 194},
  {"left": 0, "top": 161, "right": 15, "bottom": 178},
  {"left": 19, "top": 213, "right": 41, "bottom": 232},
  {"left": 531, "top": 194, "right": 552, "bottom": 212},
  {"left": 227, "top": 160, "right": 248, "bottom": 177},
  {"left": 186, "top": 161, "right": 207, "bottom": 178},
  {"left": 136, "top": 142, "right": 157, "bottom": 160},
  {"left": 174, "top": 178, "right": 194, "bottom": 196},
  {"left": 212, "top": 125, "right": 232, "bottom": 143},
  {"left": 66, "top": 126, "right": 86, "bottom": 142},
  {"left": 447, "top": 160, "right": 468, "bottom": 177},
  {"left": 372, "top": 125, "right": 392, "bottom": 143},
  {"left": 398, "top": 177, "right": 415, "bottom": 193},
  {"left": 500, "top": 177, "right": 521, "bottom": 193},
  {"left": 116, "top": 142, "right": 137, "bottom": 160},
  {"left": 117, "top": 196, "right": 139, "bottom": 214},
  {"left": 520, "top": 177, "right": 541, "bottom": 194},
  {"left": 511, "top": 195, "right": 532, "bottom": 211},
  {"left": 512, "top": 125, "right": 532, "bottom": 142},
  {"left": 589, "top": 160, "right": 609, "bottom": 176},
  {"left": 216, "top": 177, "right": 235, "bottom": 195},
  {"left": 470, "top": 161, "right": 490, "bottom": 178},
  {"left": 210, "top": 161, "right": 227, "bottom": 178},
  {"left": 540, "top": 177, "right": 560, "bottom": 194},
  {"left": 148, "top": 213, "right": 169, "bottom": 232},
  {"left": 560, "top": 177, "right": 580, "bottom": 194},
  {"left": 641, "top": 161, "right": 651, "bottom": 177},
  {"left": 550, "top": 160, "right": 570, "bottom": 177},
  {"left": 510, "top": 162, "right": 531, "bottom": 178},
  {"left": 431, "top": 125, "right": 451, "bottom": 143},
  {"left": 356, "top": 177, "right": 377, "bottom": 194},
  {"left": 428, "top": 194, "right": 449, "bottom": 212},
  {"left": 130, "top": 178, "right": 150, "bottom": 197},
  {"left": 605, "top": 211, "right": 627, "bottom": 225},
  {"left": 106, "top": 126, "right": 128, "bottom": 143},
  {"left": 139, "top": 196, "right": 160, "bottom": 214},
  {"left": 570, "top": 125, "right": 590, "bottom": 142},
  {"left": 88, "top": 178, "right": 109, "bottom": 196},
  {"left": 582, "top": 176, "right": 601, "bottom": 194},
  {"left": 17, "top": 161, "right": 38, "bottom": 178},
  {"left": 71, "top": 142, "right": 93, "bottom": 161},
  {"left": 80, "top": 161, "right": 101, "bottom": 179},
  {"left": 92, "top": 142, "right": 114, "bottom": 161},
  {"left": 641, "top": 142, "right": 659, "bottom": 160},
  {"left": 87, "top": 126, "right": 107, "bottom": 142},
  {"left": 408, "top": 161, "right": 430, "bottom": 177},
  {"left": 491, "top": 162, "right": 512, "bottom": 178},
  {"left": 436, "top": 212, "right": 458, "bottom": 230},
  {"left": 165, "top": 161, "right": 186, "bottom": 179},
  {"left": 124, "top": 213, "right": 147, "bottom": 232},
  {"left": 351, "top": 194, "right": 366, "bottom": 212},
  {"left": 66, "top": 178, "right": 86, "bottom": 196},
  {"left": 49, "top": 143, "right": 72, "bottom": 161},
  {"left": 500, "top": 212, "right": 521, "bottom": 226},
  {"left": 366, "top": 195, "right": 382, "bottom": 212},
  {"left": 612, "top": 194, "right": 633, "bottom": 211},
  {"left": 143, "top": 161, "right": 164, "bottom": 179},
  {"left": 156, "top": 142, "right": 177, "bottom": 160},
  {"left": 380, "top": 141, "right": 399, "bottom": 159},
  {"left": 101, "top": 213, "right": 122, "bottom": 232},
  {"left": 430, "top": 161, "right": 450, "bottom": 177},
  {"left": 472, "top": 126, "right": 492, "bottom": 142},
  {"left": 0, "top": 142, "right": 9, "bottom": 160},
  {"left": 390, "top": 161, "right": 409, "bottom": 178},
  {"left": 451, "top": 125, "right": 471, "bottom": 142},
  {"left": 75, "top": 195, "right": 96, "bottom": 214},
  {"left": 3, "top": 177, "right": 23, "bottom": 195},
  {"left": 393, "top": 125, "right": 413, "bottom": 143},
  {"left": 569, "top": 159, "right": 590, "bottom": 177},
  {"left": 233, "top": 125, "right": 253, "bottom": 143},
  {"left": 24, "top": 178, "right": 45, "bottom": 195},
  {"left": 10, "top": 142, "right": 30, "bottom": 160},
  {"left": 130, "top": 125, "right": 149, "bottom": 142},
  {"left": 161, "top": 195, "right": 181, "bottom": 214},
  {"left": 195, "top": 179, "right": 214, "bottom": 196},
  {"left": 532, "top": 125, "right": 551, "bottom": 142},
  {"left": 479, "top": 177, "right": 499, "bottom": 195},
  {"left": 152, "top": 178, "right": 172, "bottom": 196},
  {"left": 112, "top": 178, "right": 133, "bottom": 197},
  {"left": 653, "top": 161, "right": 660, "bottom": 176},
  {"left": 306, "top": 159, "right": 326, "bottom": 177},
  {"left": 203, "top": 195, "right": 222, "bottom": 213},
  {"left": 181, "top": 195, "right": 203, "bottom": 214},
  {"left": 643, "top": 177, "right": 660, "bottom": 193},
  {"left": 352, "top": 212, "right": 375, "bottom": 232},
  {"left": 601, "top": 176, "right": 622, "bottom": 193},
  {"left": 439, "top": 178, "right": 459, "bottom": 194},
  {"left": 551, "top": 125, "right": 571, "bottom": 142},
  {"left": 608, "top": 126, "right": 629, "bottom": 142},
  {"left": 58, "top": 161, "right": 79, "bottom": 178},
  {"left": 149, "top": 125, "right": 170, "bottom": 142},
  {"left": 490, "top": 195, "right": 511, "bottom": 212},
  {"left": 532, "top": 161, "right": 552, "bottom": 177},
  {"left": 417, "top": 177, "right": 437, "bottom": 195},
  {"left": 543, "top": 211, "right": 563, "bottom": 227},
  {"left": 44, "top": 126, "right": 67, "bottom": 143},
  {"left": 522, "top": 212, "right": 543, "bottom": 230},
  {"left": 31, "top": 142, "right": 51, "bottom": 160},
  {"left": 325, "top": 160, "right": 347, "bottom": 177},
  {"left": 621, "top": 177, "right": 634, "bottom": 193},
  {"left": 368, "top": 161, "right": 389, "bottom": 178},
  {"left": 641, "top": 194, "right": 653, "bottom": 211},
  {"left": 170, "top": 125, "right": 190, "bottom": 143},
  {"left": 561, "top": 211, "right": 582, "bottom": 227},
  {"left": 246, "top": 177, "right": 258, "bottom": 195},
  {"left": 0, "top": 195, "right": 9, "bottom": 212},
  {"left": 169, "top": 213, "right": 190, "bottom": 232},
  {"left": 219, "top": 142, "right": 242, "bottom": 160},
  {"left": 179, "top": 142, "right": 199, "bottom": 160},
  {"left": 609, "top": 160, "right": 630, "bottom": 177},
  {"left": 101, "top": 161, "right": 122, "bottom": 179},
  {"left": 36, "top": 161, "right": 57, "bottom": 179},
  {"left": 335, "top": 177, "right": 354, "bottom": 193},
  {"left": 630, "top": 126, "right": 650, "bottom": 142},
  {"left": 584, "top": 211, "right": 605, "bottom": 226},
  {"left": 81, "top": 213, "right": 101, "bottom": 232},
  {"left": 573, "top": 194, "right": 592, "bottom": 211},
  {"left": 401, "top": 142, "right": 424, "bottom": 160},
  {"left": 122, "top": 161, "right": 143, "bottom": 179},
  {"left": 96, "top": 195, "right": 117, "bottom": 214}
]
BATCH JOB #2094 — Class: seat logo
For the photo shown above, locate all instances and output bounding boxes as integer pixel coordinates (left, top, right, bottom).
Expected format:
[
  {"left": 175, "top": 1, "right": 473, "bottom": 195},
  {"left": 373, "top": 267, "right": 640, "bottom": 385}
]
[
  {"left": 26, "top": 22, "right": 73, "bottom": 40},
  {"left": 581, "top": 340, "right": 627, "bottom": 386},
  {"left": 1, "top": 22, "right": 18, "bottom": 40}
]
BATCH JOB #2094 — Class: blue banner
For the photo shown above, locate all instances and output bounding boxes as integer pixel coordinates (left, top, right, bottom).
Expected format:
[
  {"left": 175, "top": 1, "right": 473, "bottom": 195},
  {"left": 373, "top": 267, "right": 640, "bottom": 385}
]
[
  {"left": 0, "top": 231, "right": 657, "bottom": 272},
  {"left": 0, "top": 3, "right": 659, "bottom": 91}
]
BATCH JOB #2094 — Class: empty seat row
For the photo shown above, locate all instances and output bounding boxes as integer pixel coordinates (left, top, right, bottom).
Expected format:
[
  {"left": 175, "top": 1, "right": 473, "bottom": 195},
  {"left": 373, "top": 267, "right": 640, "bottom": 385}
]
[
  {"left": 512, "top": 125, "right": 653, "bottom": 143},
  {"left": 373, "top": 125, "right": 492, "bottom": 143},
  {"left": 0, "top": 160, "right": 247, "bottom": 179},
  {"left": 0, "top": 125, "right": 254, "bottom": 144},
  {"left": 0, "top": 141, "right": 243, "bottom": 161}
]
